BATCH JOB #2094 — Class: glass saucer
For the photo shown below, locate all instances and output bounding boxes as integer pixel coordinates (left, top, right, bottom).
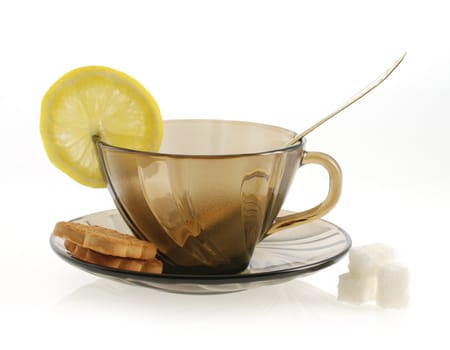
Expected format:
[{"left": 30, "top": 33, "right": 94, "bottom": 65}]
[{"left": 50, "top": 209, "right": 351, "bottom": 294}]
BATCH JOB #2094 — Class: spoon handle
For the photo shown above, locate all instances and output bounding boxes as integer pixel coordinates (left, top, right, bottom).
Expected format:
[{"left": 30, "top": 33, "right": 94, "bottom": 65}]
[{"left": 285, "top": 52, "right": 407, "bottom": 146}]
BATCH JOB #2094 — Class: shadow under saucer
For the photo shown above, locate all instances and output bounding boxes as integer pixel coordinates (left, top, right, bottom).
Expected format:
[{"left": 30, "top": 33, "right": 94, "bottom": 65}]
[{"left": 54, "top": 276, "right": 382, "bottom": 321}]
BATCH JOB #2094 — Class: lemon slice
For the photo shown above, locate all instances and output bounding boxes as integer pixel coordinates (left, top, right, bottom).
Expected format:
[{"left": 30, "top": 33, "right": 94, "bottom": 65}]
[{"left": 40, "top": 66, "right": 163, "bottom": 188}]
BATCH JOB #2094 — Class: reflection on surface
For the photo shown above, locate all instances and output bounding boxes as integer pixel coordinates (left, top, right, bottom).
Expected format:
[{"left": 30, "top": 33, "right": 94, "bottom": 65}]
[{"left": 53, "top": 277, "right": 393, "bottom": 325}]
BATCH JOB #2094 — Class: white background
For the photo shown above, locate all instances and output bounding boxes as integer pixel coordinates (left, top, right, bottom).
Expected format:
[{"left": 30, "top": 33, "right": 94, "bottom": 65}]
[{"left": 1, "top": 0, "right": 449, "bottom": 348}]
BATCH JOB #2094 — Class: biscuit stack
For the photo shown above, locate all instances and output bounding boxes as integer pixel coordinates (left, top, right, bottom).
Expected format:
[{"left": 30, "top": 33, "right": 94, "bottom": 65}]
[{"left": 53, "top": 221, "right": 163, "bottom": 274}]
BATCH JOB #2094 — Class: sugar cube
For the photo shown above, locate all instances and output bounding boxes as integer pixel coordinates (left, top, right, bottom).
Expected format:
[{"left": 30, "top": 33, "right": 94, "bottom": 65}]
[
  {"left": 376, "top": 262, "right": 409, "bottom": 309},
  {"left": 348, "top": 243, "right": 397, "bottom": 276},
  {"left": 337, "top": 272, "right": 377, "bottom": 304}
]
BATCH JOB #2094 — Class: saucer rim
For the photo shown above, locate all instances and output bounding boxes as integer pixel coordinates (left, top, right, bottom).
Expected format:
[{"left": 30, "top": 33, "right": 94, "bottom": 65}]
[{"left": 49, "top": 209, "right": 352, "bottom": 284}]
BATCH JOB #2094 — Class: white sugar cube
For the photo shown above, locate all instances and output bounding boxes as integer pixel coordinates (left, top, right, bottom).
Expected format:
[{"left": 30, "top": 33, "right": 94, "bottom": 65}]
[
  {"left": 376, "top": 262, "right": 409, "bottom": 309},
  {"left": 348, "top": 243, "right": 397, "bottom": 276},
  {"left": 337, "top": 272, "right": 377, "bottom": 304}
]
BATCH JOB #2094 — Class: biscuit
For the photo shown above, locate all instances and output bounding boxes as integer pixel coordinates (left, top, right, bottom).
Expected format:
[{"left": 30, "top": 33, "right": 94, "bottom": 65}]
[
  {"left": 64, "top": 240, "right": 163, "bottom": 274},
  {"left": 53, "top": 221, "right": 157, "bottom": 260}
]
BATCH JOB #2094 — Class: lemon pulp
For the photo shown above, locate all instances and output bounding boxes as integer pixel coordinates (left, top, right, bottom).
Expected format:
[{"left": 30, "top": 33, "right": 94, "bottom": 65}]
[{"left": 40, "top": 66, "right": 163, "bottom": 188}]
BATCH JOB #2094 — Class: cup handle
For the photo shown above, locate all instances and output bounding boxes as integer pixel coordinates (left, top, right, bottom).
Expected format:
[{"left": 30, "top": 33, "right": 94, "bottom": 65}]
[{"left": 266, "top": 151, "right": 342, "bottom": 235}]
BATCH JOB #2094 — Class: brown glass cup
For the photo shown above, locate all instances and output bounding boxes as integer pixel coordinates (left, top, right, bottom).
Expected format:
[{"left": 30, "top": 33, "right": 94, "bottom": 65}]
[{"left": 97, "top": 119, "right": 342, "bottom": 274}]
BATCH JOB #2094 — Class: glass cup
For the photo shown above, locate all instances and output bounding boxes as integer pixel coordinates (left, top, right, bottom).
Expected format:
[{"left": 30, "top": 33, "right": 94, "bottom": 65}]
[{"left": 97, "top": 119, "right": 342, "bottom": 274}]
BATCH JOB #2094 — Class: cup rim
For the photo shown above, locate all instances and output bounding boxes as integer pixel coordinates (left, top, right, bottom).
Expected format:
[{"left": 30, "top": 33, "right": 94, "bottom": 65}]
[{"left": 96, "top": 119, "right": 306, "bottom": 159}]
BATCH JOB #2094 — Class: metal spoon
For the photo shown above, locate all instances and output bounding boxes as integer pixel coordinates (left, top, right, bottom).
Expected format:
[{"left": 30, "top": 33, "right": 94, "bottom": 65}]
[{"left": 285, "top": 52, "right": 407, "bottom": 146}]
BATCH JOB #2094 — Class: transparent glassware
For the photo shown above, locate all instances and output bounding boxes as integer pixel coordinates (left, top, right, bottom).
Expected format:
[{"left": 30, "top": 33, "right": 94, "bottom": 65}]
[
  {"left": 50, "top": 209, "right": 352, "bottom": 293},
  {"left": 97, "top": 119, "right": 342, "bottom": 274}
]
